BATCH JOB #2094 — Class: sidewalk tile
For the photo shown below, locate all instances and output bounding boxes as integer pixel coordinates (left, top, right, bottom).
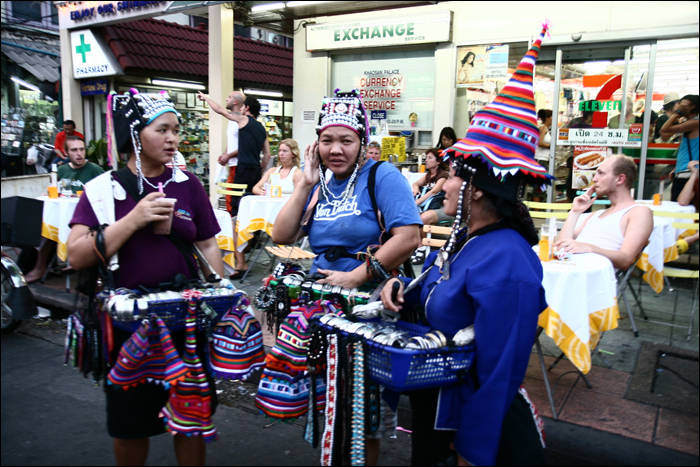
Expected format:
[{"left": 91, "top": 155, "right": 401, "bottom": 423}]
[
  {"left": 655, "top": 408, "right": 700, "bottom": 456},
  {"left": 557, "top": 387, "right": 657, "bottom": 443}
]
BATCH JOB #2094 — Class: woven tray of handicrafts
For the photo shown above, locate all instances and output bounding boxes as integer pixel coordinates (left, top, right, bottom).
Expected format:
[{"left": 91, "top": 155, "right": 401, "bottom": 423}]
[
  {"left": 321, "top": 319, "right": 475, "bottom": 393},
  {"left": 102, "top": 289, "right": 245, "bottom": 332}
]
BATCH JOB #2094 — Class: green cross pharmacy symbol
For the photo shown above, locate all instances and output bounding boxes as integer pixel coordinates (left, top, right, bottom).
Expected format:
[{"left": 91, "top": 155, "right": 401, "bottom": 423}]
[{"left": 76, "top": 34, "right": 91, "bottom": 63}]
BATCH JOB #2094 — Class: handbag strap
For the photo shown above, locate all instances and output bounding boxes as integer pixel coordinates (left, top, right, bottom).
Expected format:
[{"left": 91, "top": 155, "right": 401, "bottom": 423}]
[{"left": 112, "top": 167, "right": 199, "bottom": 278}]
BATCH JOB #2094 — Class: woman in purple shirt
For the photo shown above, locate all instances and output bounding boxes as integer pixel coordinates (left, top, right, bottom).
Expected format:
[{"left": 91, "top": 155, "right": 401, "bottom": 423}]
[{"left": 67, "top": 90, "right": 223, "bottom": 466}]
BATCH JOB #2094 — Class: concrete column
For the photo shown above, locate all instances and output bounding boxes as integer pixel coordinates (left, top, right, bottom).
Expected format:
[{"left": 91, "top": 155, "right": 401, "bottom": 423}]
[
  {"left": 59, "top": 27, "right": 83, "bottom": 132},
  {"left": 207, "top": 4, "right": 234, "bottom": 204}
]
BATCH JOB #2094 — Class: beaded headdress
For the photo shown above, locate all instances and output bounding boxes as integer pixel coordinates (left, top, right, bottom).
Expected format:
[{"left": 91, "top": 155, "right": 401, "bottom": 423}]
[
  {"left": 107, "top": 88, "right": 181, "bottom": 193},
  {"left": 315, "top": 90, "right": 369, "bottom": 201}
]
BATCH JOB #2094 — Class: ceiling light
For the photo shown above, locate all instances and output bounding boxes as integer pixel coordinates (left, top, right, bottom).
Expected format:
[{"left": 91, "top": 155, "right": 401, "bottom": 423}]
[
  {"left": 251, "top": 2, "right": 285, "bottom": 12},
  {"left": 244, "top": 89, "right": 283, "bottom": 97},
  {"left": 287, "top": 1, "right": 332, "bottom": 6},
  {"left": 152, "top": 79, "right": 205, "bottom": 90},
  {"left": 11, "top": 76, "right": 40, "bottom": 92}
]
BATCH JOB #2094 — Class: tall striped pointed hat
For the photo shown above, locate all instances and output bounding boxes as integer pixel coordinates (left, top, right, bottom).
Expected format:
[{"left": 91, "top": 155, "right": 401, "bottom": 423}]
[{"left": 444, "top": 22, "right": 554, "bottom": 190}]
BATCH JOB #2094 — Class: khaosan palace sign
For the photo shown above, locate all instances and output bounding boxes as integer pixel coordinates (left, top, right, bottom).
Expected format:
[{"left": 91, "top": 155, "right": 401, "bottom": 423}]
[{"left": 306, "top": 10, "right": 452, "bottom": 51}]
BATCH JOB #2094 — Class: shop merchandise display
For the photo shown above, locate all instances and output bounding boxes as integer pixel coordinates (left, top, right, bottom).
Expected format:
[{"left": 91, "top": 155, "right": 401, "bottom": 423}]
[
  {"left": 178, "top": 110, "right": 210, "bottom": 190},
  {"left": 2, "top": 107, "right": 57, "bottom": 176}
]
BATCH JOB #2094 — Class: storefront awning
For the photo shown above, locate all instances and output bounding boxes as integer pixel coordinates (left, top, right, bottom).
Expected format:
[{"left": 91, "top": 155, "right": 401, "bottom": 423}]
[
  {"left": 1, "top": 31, "right": 61, "bottom": 83},
  {"left": 102, "top": 18, "right": 293, "bottom": 89}
]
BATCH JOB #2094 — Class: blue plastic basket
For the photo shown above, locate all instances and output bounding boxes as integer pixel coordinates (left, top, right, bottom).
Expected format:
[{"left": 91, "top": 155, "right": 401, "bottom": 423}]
[
  {"left": 322, "top": 320, "right": 475, "bottom": 392},
  {"left": 108, "top": 292, "right": 242, "bottom": 333}
]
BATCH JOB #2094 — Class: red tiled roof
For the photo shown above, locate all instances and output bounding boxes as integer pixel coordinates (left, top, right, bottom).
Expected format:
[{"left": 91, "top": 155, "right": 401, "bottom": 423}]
[{"left": 102, "top": 18, "right": 293, "bottom": 88}]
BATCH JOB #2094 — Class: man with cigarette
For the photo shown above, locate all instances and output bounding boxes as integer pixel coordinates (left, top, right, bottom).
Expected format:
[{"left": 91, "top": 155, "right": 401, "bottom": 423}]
[{"left": 554, "top": 155, "right": 653, "bottom": 271}]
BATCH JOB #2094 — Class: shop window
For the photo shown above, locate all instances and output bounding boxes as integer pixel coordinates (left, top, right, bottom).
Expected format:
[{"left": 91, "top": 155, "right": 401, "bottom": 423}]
[
  {"left": 453, "top": 42, "right": 529, "bottom": 138},
  {"left": 7, "top": 1, "right": 58, "bottom": 30},
  {"left": 10, "top": 1, "right": 42, "bottom": 23},
  {"left": 332, "top": 48, "right": 435, "bottom": 149}
]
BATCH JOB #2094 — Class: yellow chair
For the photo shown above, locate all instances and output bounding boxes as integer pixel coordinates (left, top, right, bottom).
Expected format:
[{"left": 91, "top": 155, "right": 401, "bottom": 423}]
[
  {"left": 216, "top": 182, "right": 248, "bottom": 210},
  {"left": 265, "top": 245, "right": 317, "bottom": 261},
  {"left": 422, "top": 225, "right": 452, "bottom": 248},
  {"left": 647, "top": 212, "right": 699, "bottom": 340},
  {"left": 524, "top": 201, "right": 572, "bottom": 220}
]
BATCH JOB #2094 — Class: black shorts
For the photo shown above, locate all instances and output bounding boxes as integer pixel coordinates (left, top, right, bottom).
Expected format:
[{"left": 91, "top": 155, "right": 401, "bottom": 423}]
[
  {"left": 230, "top": 164, "right": 262, "bottom": 215},
  {"left": 105, "top": 327, "right": 218, "bottom": 440}
]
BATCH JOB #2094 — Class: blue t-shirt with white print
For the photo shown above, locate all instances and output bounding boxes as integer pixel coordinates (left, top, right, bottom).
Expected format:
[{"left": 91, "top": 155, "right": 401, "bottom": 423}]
[{"left": 302, "top": 159, "right": 422, "bottom": 275}]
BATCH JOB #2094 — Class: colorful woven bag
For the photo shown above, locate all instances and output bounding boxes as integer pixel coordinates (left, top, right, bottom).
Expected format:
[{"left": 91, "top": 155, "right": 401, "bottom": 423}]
[
  {"left": 255, "top": 367, "right": 326, "bottom": 421},
  {"left": 160, "top": 290, "right": 217, "bottom": 442},
  {"left": 107, "top": 315, "right": 188, "bottom": 389},
  {"left": 208, "top": 292, "right": 265, "bottom": 381},
  {"left": 266, "top": 301, "right": 339, "bottom": 374}
]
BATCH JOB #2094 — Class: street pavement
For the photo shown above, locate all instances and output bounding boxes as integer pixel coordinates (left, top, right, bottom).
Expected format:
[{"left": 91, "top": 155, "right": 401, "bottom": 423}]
[
  {"left": 3, "top": 330, "right": 698, "bottom": 466},
  {"left": 2, "top": 244, "right": 698, "bottom": 466}
]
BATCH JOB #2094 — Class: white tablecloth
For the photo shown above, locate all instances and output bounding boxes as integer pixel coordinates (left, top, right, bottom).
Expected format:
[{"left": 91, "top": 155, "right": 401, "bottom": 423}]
[
  {"left": 638, "top": 200, "right": 696, "bottom": 238},
  {"left": 38, "top": 195, "right": 80, "bottom": 261},
  {"left": 536, "top": 251, "right": 619, "bottom": 374},
  {"left": 214, "top": 209, "right": 236, "bottom": 272},
  {"left": 404, "top": 172, "right": 425, "bottom": 186},
  {"left": 635, "top": 200, "right": 696, "bottom": 292},
  {"left": 235, "top": 195, "right": 290, "bottom": 252}
]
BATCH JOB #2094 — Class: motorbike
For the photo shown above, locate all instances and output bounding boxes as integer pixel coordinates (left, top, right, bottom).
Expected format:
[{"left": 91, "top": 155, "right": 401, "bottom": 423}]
[{"left": 1, "top": 249, "right": 38, "bottom": 334}]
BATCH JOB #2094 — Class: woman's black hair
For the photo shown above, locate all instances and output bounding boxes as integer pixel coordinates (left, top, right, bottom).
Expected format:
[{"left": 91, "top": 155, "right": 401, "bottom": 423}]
[
  {"left": 436, "top": 127, "right": 458, "bottom": 149},
  {"left": 662, "top": 100, "right": 679, "bottom": 112},
  {"left": 480, "top": 190, "right": 539, "bottom": 246},
  {"left": 537, "top": 109, "right": 552, "bottom": 121},
  {"left": 681, "top": 94, "right": 699, "bottom": 114},
  {"left": 461, "top": 51, "right": 476, "bottom": 67}
]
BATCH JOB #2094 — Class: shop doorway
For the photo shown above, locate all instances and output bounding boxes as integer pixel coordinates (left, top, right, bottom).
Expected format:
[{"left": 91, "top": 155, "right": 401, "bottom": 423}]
[{"left": 537, "top": 37, "right": 699, "bottom": 202}]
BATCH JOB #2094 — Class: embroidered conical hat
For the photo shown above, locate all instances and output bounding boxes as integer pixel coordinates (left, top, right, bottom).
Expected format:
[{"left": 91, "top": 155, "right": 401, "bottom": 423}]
[{"left": 444, "top": 23, "right": 554, "bottom": 188}]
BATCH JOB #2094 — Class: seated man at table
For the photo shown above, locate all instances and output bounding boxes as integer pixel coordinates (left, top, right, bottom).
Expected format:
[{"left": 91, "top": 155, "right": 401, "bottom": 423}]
[
  {"left": 57, "top": 136, "right": 104, "bottom": 187},
  {"left": 554, "top": 155, "right": 653, "bottom": 271},
  {"left": 676, "top": 160, "right": 699, "bottom": 254},
  {"left": 24, "top": 137, "right": 104, "bottom": 283}
]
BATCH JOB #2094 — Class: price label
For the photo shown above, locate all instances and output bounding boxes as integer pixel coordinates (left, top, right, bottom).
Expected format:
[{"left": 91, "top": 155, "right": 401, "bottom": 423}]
[{"left": 557, "top": 128, "right": 642, "bottom": 147}]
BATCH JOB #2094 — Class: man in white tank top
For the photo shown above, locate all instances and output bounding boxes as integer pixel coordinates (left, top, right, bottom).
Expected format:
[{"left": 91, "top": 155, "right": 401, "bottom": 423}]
[{"left": 554, "top": 155, "right": 653, "bottom": 270}]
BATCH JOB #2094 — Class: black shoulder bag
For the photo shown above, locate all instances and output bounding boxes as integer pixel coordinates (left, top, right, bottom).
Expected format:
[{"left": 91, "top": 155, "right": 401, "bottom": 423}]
[{"left": 367, "top": 162, "right": 416, "bottom": 279}]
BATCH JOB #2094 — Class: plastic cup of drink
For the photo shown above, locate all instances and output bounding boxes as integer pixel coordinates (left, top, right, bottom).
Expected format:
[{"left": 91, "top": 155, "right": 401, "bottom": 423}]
[
  {"left": 653, "top": 193, "right": 661, "bottom": 206},
  {"left": 152, "top": 198, "right": 176, "bottom": 235},
  {"left": 47, "top": 186, "right": 59, "bottom": 198}
]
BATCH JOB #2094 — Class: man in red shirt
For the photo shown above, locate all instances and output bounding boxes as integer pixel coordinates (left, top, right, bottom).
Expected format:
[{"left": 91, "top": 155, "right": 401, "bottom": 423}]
[{"left": 53, "top": 120, "right": 84, "bottom": 164}]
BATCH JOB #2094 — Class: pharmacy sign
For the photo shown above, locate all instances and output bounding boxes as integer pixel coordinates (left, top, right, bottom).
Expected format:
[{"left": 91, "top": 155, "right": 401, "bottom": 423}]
[{"left": 70, "top": 29, "right": 122, "bottom": 78}]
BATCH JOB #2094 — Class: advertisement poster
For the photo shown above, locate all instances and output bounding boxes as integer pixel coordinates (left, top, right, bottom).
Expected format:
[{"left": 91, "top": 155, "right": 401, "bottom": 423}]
[
  {"left": 456, "top": 46, "right": 486, "bottom": 85},
  {"left": 332, "top": 49, "right": 435, "bottom": 130},
  {"left": 572, "top": 146, "right": 609, "bottom": 190},
  {"left": 485, "top": 44, "right": 509, "bottom": 80}
]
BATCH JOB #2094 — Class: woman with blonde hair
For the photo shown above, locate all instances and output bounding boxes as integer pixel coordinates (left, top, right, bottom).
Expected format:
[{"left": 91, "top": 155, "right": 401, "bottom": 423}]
[{"left": 252, "top": 138, "right": 302, "bottom": 196}]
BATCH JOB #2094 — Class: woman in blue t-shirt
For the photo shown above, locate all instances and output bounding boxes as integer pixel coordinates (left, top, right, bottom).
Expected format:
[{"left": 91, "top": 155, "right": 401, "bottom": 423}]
[
  {"left": 273, "top": 90, "right": 421, "bottom": 289},
  {"left": 272, "top": 90, "right": 421, "bottom": 465}
]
